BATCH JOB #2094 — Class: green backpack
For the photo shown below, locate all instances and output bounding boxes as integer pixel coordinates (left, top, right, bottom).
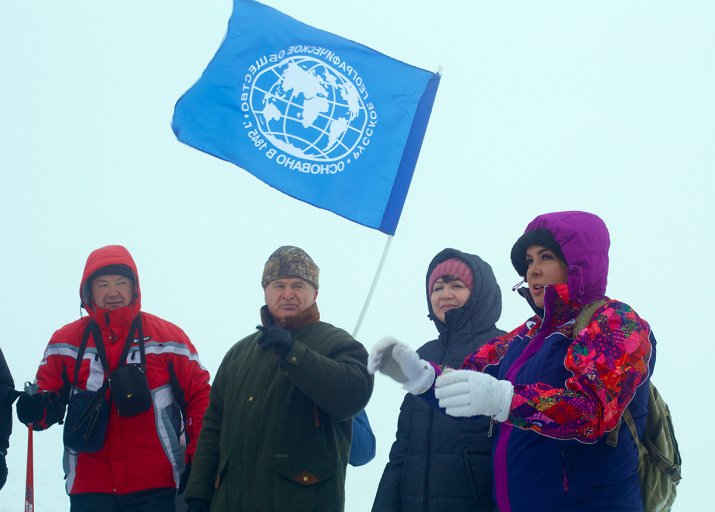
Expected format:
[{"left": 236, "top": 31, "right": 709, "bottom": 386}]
[{"left": 575, "top": 301, "right": 682, "bottom": 512}]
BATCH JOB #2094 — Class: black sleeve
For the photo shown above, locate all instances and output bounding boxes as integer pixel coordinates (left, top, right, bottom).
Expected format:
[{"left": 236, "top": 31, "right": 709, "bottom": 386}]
[{"left": 0, "top": 348, "right": 15, "bottom": 453}]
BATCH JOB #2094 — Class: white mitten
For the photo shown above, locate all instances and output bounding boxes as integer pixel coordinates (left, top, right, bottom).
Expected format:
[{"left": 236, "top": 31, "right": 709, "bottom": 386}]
[
  {"left": 368, "top": 337, "right": 435, "bottom": 395},
  {"left": 434, "top": 370, "right": 513, "bottom": 421}
]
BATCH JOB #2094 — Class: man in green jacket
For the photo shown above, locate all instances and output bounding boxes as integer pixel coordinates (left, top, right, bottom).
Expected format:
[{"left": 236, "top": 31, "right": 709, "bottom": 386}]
[{"left": 185, "top": 246, "right": 374, "bottom": 512}]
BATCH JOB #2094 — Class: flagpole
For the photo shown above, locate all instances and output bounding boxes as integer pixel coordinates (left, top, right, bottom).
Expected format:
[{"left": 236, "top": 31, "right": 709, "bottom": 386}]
[
  {"left": 350, "top": 66, "right": 440, "bottom": 339},
  {"left": 352, "top": 235, "right": 393, "bottom": 338}
]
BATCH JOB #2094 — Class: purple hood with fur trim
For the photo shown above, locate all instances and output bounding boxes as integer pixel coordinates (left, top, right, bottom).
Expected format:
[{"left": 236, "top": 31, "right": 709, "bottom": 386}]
[{"left": 522, "top": 211, "right": 610, "bottom": 305}]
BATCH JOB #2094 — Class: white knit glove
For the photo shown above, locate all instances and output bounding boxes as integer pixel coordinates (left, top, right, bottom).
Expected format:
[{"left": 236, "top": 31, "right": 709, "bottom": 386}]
[
  {"left": 434, "top": 370, "right": 513, "bottom": 421},
  {"left": 368, "top": 337, "right": 435, "bottom": 395}
]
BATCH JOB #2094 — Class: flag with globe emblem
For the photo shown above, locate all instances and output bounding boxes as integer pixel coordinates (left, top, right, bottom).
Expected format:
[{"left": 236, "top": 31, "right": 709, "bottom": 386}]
[{"left": 172, "top": 0, "right": 440, "bottom": 235}]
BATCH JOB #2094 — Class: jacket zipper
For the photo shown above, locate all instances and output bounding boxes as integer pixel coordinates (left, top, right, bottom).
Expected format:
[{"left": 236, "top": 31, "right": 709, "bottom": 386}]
[
  {"left": 561, "top": 446, "right": 569, "bottom": 492},
  {"left": 423, "top": 325, "right": 452, "bottom": 512}
]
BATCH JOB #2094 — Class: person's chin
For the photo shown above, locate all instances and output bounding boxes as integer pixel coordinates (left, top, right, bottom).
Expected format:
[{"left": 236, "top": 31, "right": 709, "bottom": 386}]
[{"left": 278, "top": 307, "right": 299, "bottom": 317}]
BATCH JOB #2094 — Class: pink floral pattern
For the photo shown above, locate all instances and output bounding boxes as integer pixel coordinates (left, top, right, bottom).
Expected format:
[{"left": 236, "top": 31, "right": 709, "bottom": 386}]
[{"left": 459, "top": 284, "right": 652, "bottom": 443}]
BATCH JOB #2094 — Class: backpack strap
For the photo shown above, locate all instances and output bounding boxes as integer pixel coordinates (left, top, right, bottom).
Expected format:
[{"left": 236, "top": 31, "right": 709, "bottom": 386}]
[
  {"left": 644, "top": 388, "right": 683, "bottom": 484},
  {"left": 606, "top": 419, "right": 622, "bottom": 447},
  {"left": 603, "top": 357, "right": 683, "bottom": 485},
  {"left": 605, "top": 407, "right": 640, "bottom": 447},
  {"left": 622, "top": 409, "right": 640, "bottom": 445},
  {"left": 574, "top": 300, "right": 608, "bottom": 337}
]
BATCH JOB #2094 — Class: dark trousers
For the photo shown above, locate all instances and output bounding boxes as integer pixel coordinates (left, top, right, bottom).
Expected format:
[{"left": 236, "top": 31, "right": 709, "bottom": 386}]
[{"left": 70, "top": 487, "right": 176, "bottom": 512}]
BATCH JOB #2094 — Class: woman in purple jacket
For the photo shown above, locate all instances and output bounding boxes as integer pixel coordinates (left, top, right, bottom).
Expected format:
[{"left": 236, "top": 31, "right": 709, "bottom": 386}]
[{"left": 369, "top": 211, "right": 655, "bottom": 512}]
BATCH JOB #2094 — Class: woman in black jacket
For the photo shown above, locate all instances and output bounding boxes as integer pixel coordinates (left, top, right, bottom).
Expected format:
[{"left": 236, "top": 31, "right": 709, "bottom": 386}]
[{"left": 372, "top": 249, "right": 503, "bottom": 512}]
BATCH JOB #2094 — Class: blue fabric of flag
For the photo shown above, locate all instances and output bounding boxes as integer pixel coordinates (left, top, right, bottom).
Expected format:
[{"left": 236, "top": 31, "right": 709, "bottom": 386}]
[{"left": 172, "top": 0, "right": 440, "bottom": 235}]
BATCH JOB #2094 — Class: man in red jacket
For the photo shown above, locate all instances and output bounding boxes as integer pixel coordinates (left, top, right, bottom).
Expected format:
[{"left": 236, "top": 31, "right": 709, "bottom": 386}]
[{"left": 16, "top": 245, "right": 210, "bottom": 512}]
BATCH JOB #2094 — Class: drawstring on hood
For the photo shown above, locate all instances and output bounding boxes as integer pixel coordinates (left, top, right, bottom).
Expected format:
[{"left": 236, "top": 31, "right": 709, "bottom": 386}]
[{"left": 569, "top": 265, "right": 586, "bottom": 297}]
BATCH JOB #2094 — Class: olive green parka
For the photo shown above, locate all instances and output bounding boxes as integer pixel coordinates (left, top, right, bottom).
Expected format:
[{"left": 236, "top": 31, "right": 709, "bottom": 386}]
[{"left": 185, "top": 303, "right": 373, "bottom": 511}]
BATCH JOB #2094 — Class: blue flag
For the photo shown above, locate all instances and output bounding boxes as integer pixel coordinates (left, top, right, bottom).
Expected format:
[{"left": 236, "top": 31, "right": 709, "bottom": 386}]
[{"left": 172, "top": 0, "right": 440, "bottom": 235}]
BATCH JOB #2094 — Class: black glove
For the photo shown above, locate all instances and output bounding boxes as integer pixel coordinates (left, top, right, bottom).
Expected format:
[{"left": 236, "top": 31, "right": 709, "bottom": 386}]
[
  {"left": 0, "top": 452, "right": 7, "bottom": 490},
  {"left": 17, "top": 391, "right": 66, "bottom": 431},
  {"left": 177, "top": 461, "right": 192, "bottom": 495},
  {"left": 256, "top": 325, "right": 293, "bottom": 361},
  {"left": 186, "top": 498, "right": 211, "bottom": 512}
]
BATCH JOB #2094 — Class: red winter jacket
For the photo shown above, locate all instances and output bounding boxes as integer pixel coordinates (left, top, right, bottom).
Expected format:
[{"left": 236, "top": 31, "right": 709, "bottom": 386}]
[{"left": 35, "top": 245, "right": 211, "bottom": 495}]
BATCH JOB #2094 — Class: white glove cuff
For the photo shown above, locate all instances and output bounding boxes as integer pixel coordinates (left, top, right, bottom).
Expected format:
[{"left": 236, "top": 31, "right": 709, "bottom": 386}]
[
  {"left": 493, "top": 380, "right": 514, "bottom": 422},
  {"left": 402, "top": 360, "right": 435, "bottom": 395}
]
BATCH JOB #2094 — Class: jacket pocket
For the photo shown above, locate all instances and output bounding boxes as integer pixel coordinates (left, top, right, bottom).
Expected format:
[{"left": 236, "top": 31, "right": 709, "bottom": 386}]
[
  {"left": 560, "top": 444, "right": 571, "bottom": 493},
  {"left": 215, "top": 456, "right": 229, "bottom": 490},
  {"left": 463, "top": 448, "right": 493, "bottom": 503},
  {"left": 211, "top": 457, "right": 230, "bottom": 510},
  {"left": 272, "top": 455, "right": 337, "bottom": 511}
]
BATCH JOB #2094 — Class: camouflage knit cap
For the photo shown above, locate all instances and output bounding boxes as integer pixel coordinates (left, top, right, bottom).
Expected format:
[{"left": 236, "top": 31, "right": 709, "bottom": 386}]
[{"left": 261, "top": 246, "right": 319, "bottom": 289}]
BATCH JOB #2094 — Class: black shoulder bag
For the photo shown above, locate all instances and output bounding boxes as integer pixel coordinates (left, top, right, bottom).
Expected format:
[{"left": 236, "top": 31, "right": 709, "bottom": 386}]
[{"left": 63, "top": 320, "right": 111, "bottom": 453}]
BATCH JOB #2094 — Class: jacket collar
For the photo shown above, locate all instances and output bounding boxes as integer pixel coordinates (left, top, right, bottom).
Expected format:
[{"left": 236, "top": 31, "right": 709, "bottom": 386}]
[
  {"left": 260, "top": 303, "right": 320, "bottom": 331},
  {"left": 520, "top": 282, "right": 587, "bottom": 334},
  {"left": 543, "top": 283, "right": 578, "bottom": 327},
  {"left": 89, "top": 302, "right": 140, "bottom": 329}
]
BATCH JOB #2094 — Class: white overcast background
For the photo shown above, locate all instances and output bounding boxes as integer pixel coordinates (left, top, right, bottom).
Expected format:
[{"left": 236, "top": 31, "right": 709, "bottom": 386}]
[{"left": 1, "top": 1, "right": 712, "bottom": 510}]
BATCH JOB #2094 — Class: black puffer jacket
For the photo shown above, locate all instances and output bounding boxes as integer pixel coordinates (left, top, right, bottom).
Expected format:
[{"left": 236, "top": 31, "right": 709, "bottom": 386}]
[{"left": 372, "top": 249, "right": 504, "bottom": 512}]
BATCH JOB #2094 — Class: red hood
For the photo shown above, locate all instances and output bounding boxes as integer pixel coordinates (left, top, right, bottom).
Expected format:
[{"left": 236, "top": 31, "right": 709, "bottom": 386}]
[{"left": 80, "top": 245, "right": 142, "bottom": 325}]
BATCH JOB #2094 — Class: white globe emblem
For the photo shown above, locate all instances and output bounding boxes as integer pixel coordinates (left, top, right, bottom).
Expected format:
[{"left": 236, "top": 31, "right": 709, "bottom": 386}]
[{"left": 250, "top": 56, "right": 369, "bottom": 162}]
